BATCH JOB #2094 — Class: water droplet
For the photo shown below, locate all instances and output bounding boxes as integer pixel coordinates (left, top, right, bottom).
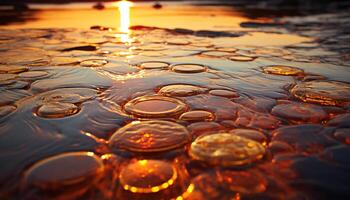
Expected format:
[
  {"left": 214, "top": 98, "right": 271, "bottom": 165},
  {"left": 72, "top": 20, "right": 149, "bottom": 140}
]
[
  {"left": 171, "top": 64, "right": 207, "bottom": 73},
  {"left": 124, "top": 95, "right": 187, "bottom": 118},
  {"left": 158, "top": 84, "right": 207, "bottom": 97},
  {"left": 0, "top": 65, "right": 28, "bottom": 74},
  {"left": 291, "top": 81, "right": 350, "bottom": 106},
  {"left": 23, "top": 152, "right": 104, "bottom": 190},
  {"left": 209, "top": 89, "right": 239, "bottom": 98},
  {"left": 180, "top": 110, "right": 214, "bottom": 122},
  {"left": 109, "top": 120, "right": 190, "bottom": 153},
  {"left": 80, "top": 59, "right": 108, "bottom": 67},
  {"left": 138, "top": 61, "right": 170, "bottom": 69},
  {"left": 18, "top": 71, "right": 49, "bottom": 79},
  {"left": 0, "top": 105, "right": 16, "bottom": 118},
  {"left": 271, "top": 102, "right": 328, "bottom": 123},
  {"left": 189, "top": 133, "right": 265, "bottom": 167},
  {"left": 37, "top": 102, "right": 79, "bottom": 118},
  {"left": 229, "top": 56, "right": 255, "bottom": 62},
  {"left": 119, "top": 160, "right": 177, "bottom": 193}
]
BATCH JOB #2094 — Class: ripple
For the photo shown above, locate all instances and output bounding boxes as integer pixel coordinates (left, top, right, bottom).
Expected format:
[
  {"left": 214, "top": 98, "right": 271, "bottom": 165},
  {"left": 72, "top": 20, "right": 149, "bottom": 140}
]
[
  {"left": 209, "top": 89, "right": 239, "bottom": 98},
  {"left": 201, "top": 51, "right": 233, "bottom": 57},
  {"left": 229, "top": 56, "right": 255, "bottom": 62},
  {"left": 37, "top": 102, "right": 80, "bottom": 118},
  {"left": 262, "top": 65, "right": 304, "bottom": 76},
  {"left": 80, "top": 59, "right": 108, "bottom": 67},
  {"left": 271, "top": 102, "right": 328, "bottom": 123},
  {"left": 189, "top": 133, "right": 265, "bottom": 167},
  {"left": 23, "top": 152, "right": 104, "bottom": 190},
  {"left": 158, "top": 84, "right": 207, "bottom": 97},
  {"left": 124, "top": 95, "right": 187, "bottom": 118},
  {"left": 171, "top": 64, "right": 207, "bottom": 73},
  {"left": 291, "top": 81, "right": 350, "bottom": 106},
  {"left": 109, "top": 120, "right": 190, "bottom": 153},
  {"left": 179, "top": 110, "right": 214, "bottom": 122},
  {"left": 119, "top": 160, "right": 177, "bottom": 193},
  {"left": 40, "top": 88, "right": 97, "bottom": 104},
  {"left": 0, "top": 66, "right": 28, "bottom": 74},
  {"left": 138, "top": 61, "right": 170, "bottom": 70},
  {"left": 0, "top": 105, "right": 16, "bottom": 118}
]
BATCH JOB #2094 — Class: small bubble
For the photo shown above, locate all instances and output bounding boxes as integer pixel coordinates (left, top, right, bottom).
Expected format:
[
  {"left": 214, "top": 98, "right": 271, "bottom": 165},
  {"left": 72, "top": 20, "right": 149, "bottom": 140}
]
[
  {"left": 229, "top": 56, "right": 255, "bottom": 62},
  {"left": 180, "top": 110, "right": 215, "bottom": 122},
  {"left": 109, "top": 120, "right": 190, "bottom": 153},
  {"left": 262, "top": 65, "right": 304, "bottom": 76},
  {"left": 158, "top": 84, "right": 207, "bottom": 97},
  {"left": 37, "top": 102, "right": 79, "bottom": 118},
  {"left": 138, "top": 61, "right": 170, "bottom": 69},
  {"left": 209, "top": 89, "right": 239, "bottom": 98},
  {"left": 171, "top": 64, "right": 207, "bottom": 73},
  {"left": 124, "top": 95, "right": 187, "bottom": 118}
]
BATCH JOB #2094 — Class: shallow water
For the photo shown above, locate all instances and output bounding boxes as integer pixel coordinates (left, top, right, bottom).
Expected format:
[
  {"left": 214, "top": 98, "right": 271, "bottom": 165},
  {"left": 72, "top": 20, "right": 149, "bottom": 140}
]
[{"left": 0, "top": 2, "right": 350, "bottom": 200}]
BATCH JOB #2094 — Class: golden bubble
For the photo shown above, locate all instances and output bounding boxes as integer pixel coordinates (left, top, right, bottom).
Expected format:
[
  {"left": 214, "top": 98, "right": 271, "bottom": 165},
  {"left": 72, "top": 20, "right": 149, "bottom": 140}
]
[
  {"left": 229, "top": 56, "right": 255, "bottom": 62},
  {"left": 290, "top": 81, "right": 350, "bottom": 106},
  {"left": 171, "top": 64, "right": 207, "bottom": 73},
  {"left": 119, "top": 160, "right": 177, "bottom": 193},
  {"left": 109, "top": 120, "right": 191, "bottom": 153},
  {"left": 37, "top": 102, "right": 79, "bottom": 118},
  {"left": 124, "top": 95, "right": 187, "bottom": 118},
  {"left": 262, "top": 65, "right": 304, "bottom": 76},
  {"left": 180, "top": 110, "right": 215, "bottom": 122},
  {"left": 138, "top": 61, "right": 170, "bottom": 69},
  {"left": 158, "top": 84, "right": 207, "bottom": 97},
  {"left": 23, "top": 152, "right": 104, "bottom": 190},
  {"left": 189, "top": 133, "right": 265, "bottom": 167}
]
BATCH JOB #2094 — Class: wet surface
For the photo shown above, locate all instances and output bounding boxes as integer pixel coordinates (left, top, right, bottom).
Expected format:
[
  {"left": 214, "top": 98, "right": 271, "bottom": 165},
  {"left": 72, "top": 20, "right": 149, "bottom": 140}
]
[{"left": 0, "top": 1, "right": 350, "bottom": 200}]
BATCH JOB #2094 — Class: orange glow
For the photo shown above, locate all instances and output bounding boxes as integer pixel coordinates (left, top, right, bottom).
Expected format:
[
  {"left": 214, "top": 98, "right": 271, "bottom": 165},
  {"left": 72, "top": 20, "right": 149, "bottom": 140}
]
[{"left": 116, "top": 0, "right": 133, "bottom": 33}]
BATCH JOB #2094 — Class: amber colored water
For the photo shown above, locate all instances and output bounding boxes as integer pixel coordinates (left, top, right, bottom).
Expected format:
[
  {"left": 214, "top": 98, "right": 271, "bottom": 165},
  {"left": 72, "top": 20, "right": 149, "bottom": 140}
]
[{"left": 0, "top": 1, "right": 350, "bottom": 200}]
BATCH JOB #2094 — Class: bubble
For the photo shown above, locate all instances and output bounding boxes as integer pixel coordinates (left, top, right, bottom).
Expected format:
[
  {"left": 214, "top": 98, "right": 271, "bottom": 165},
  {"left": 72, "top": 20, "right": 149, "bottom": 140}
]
[
  {"left": 180, "top": 110, "right": 215, "bottom": 122},
  {"left": 334, "top": 129, "right": 350, "bottom": 144},
  {"left": 271, "top": 103, "right": 328, "bottom": 123},
  {"left": 0, "top": 105, "right": 16, "bottom": 118},
  {"left": 166, "top": 39, "right": 190, "bottom": 45},
  {"left": 138, "top": 61, "right": 170, "bottom": 69},
  {"left": 23, "top": 152, "right": 104, "bottom": 190},
  {"left": 171, "top": 64, "right": 207, "bottom": 73},
  {"left": 262, "top": 65, "right": 304, "bottom": 76},
  {"left": 216, "top": 47, "right": 237, "bottom": 52},
  {"left": 189, "top": 133, "right": 265, "bottom": 167},
  {"left": 229, "top": 56, "right": 255, "bottom": 62},
  {"left": 18, "top": 71, "right": 49, "bottom": 79},
  {"left": 158, "top": 84, "right": 207, "bottom": 97},
  {"left": 0, "top": 65, "right": 28, "bottom": 74},
  {"left": 40, "top": 88, "right": 97, "bottom": 104},
  {"left": 50, "top": 56, "right": 81, "bottom": 66},
  {"left": 209, "top": 89, "right": 239, "bottom": 98},
  {"left": 229, "top": 129, "right": 267, "bottom": 144},
  {"left": 109, "top": 120, "right": 191, "bottom": 153},
  {"left": 268, "top": 141, "right": 294, "bottom": 155},
  {"left": 119, "top": 160, "right": 177, "bottom": 193},
  {"left": 80, "top": 59, "right": 108, "bottom": 67},
  {"left": 37, "top": 102, "right": 79, "bottom": 118},
  {"left": 124, "top": 95, "right": 188, "bottom": 118},
  {"left": 290, "top": 81, "right": 350, "bottom": 106}
]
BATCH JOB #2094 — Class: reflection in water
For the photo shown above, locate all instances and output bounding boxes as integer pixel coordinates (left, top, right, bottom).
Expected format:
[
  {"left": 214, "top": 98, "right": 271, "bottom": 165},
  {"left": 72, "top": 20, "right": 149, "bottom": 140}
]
[{"left": 116, "top": 1, "right": 133, "bottom": 44}]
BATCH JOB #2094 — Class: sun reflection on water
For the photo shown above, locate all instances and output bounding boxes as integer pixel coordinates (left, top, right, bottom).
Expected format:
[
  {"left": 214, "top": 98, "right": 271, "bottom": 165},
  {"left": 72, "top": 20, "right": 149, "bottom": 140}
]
[{"left": 116, "top": 1, "right": 133, "bottom": 45}]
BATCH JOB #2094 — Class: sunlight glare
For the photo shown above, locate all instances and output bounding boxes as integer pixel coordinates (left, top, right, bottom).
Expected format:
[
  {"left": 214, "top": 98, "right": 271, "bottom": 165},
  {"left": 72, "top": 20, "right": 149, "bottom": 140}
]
[{"left": 117, "top": 0, "right": 133, "bottom": 33}]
